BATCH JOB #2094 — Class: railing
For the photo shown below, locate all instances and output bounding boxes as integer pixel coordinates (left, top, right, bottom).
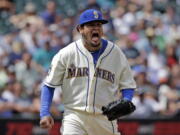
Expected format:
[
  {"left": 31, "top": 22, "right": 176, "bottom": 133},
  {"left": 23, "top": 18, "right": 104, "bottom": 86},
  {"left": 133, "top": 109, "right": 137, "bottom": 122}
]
[{"left": 0, "top": 117, "right": 180, "bottom": 135}]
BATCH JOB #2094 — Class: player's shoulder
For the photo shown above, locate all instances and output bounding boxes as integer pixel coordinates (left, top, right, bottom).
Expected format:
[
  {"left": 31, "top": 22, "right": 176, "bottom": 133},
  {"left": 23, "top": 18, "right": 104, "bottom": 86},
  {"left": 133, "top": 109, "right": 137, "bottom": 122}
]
[
  {"left": 106, "top": 40, "right": 123, "bottom": 54},
  {"left": 51, "top": 41, "right": 77, "bottom": 63},
  {"left": 55, "top": 41, "right": 77, "bottom": 56},
  {"left": 60, "top": 41, "right": 77, "bottom": 53},
  {"left": 106, "top": 39, "right": 128, "bottom": 62}
]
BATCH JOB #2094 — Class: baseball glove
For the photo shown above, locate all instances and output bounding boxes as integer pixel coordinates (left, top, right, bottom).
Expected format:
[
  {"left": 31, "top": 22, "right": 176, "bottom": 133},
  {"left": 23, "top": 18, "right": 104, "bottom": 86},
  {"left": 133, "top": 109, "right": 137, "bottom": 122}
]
[{"left": 102, "top": 99, "right": 136, "bottom": 121}]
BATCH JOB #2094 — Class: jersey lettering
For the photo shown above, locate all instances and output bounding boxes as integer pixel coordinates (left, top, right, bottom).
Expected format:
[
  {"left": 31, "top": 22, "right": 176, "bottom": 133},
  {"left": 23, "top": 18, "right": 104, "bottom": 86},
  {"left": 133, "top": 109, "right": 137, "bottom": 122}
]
[
  {"left": 67, "top": 66, "right": 114, "bottom": 83},
  {"left": 67, "top": 67, "right": 89, "bottom": 78},
  {"left": 94, "top": 68, "right": 115, "bottom": 83},
  {"left": 67, "top": 68, "right": 76, "bottom": 78},
  {"left": 76, "top": 68, "right": 83, "bottom": 77}
]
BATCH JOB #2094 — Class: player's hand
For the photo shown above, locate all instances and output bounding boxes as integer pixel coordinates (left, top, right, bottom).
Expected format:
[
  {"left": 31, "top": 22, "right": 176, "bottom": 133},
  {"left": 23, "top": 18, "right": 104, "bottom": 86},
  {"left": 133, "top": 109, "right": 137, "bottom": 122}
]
[{"left": 40, "top": 116, "right": 54, "bottom": 130}]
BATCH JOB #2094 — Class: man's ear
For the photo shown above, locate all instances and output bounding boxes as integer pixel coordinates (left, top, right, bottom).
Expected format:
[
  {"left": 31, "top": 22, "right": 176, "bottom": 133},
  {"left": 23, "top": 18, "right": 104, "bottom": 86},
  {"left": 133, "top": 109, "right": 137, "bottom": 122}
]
[
  {"left": 76, "top": 25, "right": 80, "bottom": 32},
  {"left": 77, "top": 25, "right": 83, "bottom": 33}
]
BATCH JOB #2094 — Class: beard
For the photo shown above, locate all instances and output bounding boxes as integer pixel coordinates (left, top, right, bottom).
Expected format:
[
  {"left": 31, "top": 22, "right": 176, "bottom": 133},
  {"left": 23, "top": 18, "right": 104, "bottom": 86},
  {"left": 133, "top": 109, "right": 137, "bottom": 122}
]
[{"left": 82, "top": 34, "right": 101, "bottom": 48}]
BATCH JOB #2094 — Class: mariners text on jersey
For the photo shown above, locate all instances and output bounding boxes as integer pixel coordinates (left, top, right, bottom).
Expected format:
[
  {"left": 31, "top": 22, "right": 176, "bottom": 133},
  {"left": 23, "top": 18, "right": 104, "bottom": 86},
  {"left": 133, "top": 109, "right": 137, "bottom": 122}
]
[{"left": 67, "top": 66, "right": 115, "bottom": 84}]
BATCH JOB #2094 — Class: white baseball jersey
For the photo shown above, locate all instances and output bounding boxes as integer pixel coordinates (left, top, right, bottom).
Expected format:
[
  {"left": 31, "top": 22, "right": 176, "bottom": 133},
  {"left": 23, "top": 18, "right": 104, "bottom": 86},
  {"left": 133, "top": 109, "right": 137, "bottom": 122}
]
[{"left": 44, "top": 38, "right": 136, "bottom": 114}]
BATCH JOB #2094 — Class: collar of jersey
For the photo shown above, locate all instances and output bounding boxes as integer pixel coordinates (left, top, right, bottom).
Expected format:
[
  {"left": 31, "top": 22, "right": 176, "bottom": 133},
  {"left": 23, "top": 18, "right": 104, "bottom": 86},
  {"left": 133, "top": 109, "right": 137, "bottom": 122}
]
[{"left": 77, "top": 38, "right": 113, "bottom": 59}]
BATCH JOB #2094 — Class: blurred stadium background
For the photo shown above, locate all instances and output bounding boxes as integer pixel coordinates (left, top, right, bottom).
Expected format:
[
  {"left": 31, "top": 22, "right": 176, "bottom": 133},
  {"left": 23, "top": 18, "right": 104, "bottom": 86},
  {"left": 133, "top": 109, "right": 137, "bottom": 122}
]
[{"left": 0, "top": 0, "right": 180, "bottom": 135}]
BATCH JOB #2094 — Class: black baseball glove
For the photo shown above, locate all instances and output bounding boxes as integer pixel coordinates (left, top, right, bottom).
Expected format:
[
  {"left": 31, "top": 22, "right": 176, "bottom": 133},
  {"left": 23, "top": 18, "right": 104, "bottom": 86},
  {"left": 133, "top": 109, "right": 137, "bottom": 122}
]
[{"left": 102, "top": 99, "right": 136, "bottom": 121}]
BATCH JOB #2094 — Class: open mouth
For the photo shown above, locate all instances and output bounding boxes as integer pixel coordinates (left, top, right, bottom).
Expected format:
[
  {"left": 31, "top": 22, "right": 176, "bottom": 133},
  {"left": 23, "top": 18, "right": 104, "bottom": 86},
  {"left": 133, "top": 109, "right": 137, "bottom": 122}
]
[{"left": 91, "top": 32, "right": 100, "bottom": 42}]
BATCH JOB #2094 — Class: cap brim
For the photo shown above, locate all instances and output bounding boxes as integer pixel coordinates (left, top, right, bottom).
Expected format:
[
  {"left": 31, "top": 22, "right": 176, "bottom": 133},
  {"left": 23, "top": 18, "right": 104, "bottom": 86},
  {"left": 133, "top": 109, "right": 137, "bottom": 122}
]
[{"left": 80, "top": 19, "right": 108, "bottom": 26}]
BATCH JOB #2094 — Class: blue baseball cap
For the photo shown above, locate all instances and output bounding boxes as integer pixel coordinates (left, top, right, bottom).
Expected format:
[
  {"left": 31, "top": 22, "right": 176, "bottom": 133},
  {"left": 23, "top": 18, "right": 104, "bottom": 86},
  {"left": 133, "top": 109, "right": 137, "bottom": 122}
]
[{"left": 78, "top": 9, "right": 108, "bottom": 26}]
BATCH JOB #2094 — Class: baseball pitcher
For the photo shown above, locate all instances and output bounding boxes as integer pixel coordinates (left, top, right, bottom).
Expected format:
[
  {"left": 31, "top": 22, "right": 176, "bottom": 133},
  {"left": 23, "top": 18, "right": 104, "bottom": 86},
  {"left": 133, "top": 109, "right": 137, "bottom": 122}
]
[{"left": 40, "top": 9, "right": 136, "bottom": 135}]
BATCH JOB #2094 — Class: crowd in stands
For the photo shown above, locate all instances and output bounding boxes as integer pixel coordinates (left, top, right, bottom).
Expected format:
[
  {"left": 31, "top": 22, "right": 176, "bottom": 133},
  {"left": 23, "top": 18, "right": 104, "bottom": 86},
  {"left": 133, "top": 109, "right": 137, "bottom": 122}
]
[{"left": 0, "top": 0, "right": 180, "bottom": 119}]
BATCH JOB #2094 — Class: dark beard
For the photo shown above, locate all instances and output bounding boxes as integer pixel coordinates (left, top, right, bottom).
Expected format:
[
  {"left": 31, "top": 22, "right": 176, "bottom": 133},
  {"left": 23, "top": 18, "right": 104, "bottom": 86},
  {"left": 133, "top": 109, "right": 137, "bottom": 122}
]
[{"left": 82, "top": 34, "right": 101, "bottom": 47}]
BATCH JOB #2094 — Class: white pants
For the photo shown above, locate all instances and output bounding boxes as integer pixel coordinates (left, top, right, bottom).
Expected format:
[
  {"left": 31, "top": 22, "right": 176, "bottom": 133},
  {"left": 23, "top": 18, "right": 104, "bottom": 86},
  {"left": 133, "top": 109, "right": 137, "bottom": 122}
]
[{"left": 61, "top": 109, "right": 121, "bottom": 135}]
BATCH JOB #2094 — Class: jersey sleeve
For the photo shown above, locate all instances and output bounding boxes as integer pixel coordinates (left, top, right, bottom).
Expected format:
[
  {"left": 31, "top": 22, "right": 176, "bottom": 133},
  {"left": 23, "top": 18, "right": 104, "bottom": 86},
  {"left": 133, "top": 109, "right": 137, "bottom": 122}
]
[
  {"left": 40, "top": 85, "right": 55, "bottom": 118},
  {"left": 118, "top": 51, "right": 137, "bottom": 90},
  {"left": 122, "top": 89, "right": 134, "bottom": 101},
  {"left": 44, "top": 52, "right": 66, "bottom": 87}
]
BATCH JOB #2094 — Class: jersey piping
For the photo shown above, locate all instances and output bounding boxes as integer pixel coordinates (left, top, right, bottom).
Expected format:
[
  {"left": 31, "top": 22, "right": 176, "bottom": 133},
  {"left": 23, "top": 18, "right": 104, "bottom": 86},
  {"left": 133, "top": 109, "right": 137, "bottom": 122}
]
[
  {"left": 75, "top": 42, "right": 90, "bottom": 112},
  {"left": 93, "top": 43, "right": 115, "bottom": 113}
]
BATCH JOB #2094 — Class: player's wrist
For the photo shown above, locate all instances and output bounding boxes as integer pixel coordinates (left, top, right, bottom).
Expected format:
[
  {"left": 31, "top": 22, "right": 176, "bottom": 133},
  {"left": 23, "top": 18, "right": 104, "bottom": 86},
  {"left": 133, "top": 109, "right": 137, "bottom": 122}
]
[
  {"left": 122, "top": 97, "right": 131, "bottom": 101},
  {"left": 40, "top": 114, "right": 52, "bottom": 120},
  {"left": 122, "top": 89, "right": 135, "bottom": 101}
]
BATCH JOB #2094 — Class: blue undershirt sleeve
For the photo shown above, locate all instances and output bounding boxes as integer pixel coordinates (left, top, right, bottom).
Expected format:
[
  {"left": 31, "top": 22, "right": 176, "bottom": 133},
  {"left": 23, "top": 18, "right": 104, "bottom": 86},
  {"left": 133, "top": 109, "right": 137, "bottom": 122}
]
[
  {"left": 121, "top": 89, "right": 135, "bottom": 101},
  {"left": 40, "top": 85, "right": 55, "bottom": 118}
]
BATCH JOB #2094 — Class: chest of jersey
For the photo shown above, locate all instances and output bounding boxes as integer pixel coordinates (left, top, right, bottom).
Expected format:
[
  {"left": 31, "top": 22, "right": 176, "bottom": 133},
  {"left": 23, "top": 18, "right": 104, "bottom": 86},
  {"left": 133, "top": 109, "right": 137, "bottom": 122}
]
[{"left": 45, "top": 39, "right": 136, "bottom": 114}]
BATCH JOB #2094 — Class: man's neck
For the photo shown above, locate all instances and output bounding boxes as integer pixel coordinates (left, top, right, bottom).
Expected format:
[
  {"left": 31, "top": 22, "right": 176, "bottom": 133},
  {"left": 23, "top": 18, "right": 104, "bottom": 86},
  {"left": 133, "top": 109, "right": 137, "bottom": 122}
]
[{"left": 83, "top": 39, "right": 102, "bottom": 52}]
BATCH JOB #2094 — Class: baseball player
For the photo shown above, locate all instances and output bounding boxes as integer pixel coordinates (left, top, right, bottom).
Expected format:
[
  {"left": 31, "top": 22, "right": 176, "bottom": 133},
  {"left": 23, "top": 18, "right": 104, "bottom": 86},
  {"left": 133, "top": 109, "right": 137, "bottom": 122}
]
[{"left": 40, "top": 9, "right": 136, "bottom": 135}]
